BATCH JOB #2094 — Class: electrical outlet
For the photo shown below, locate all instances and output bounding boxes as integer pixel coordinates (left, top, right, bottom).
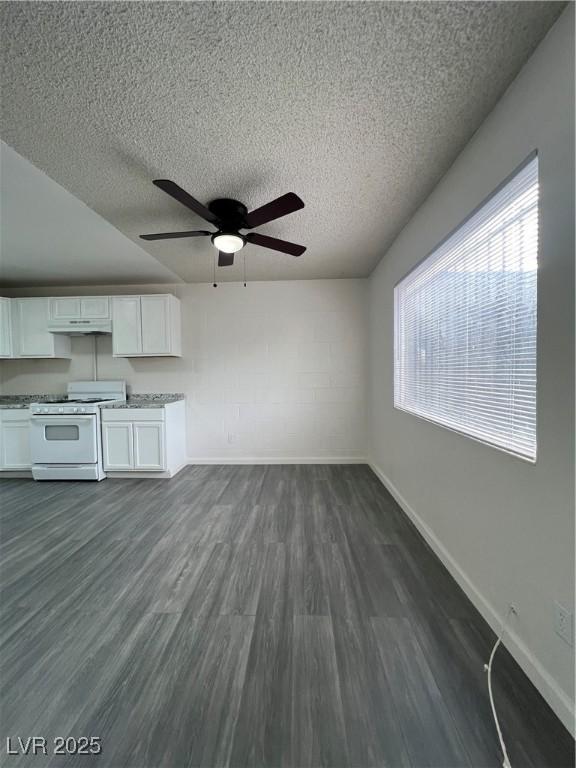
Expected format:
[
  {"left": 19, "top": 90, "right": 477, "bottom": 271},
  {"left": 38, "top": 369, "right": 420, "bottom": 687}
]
[{"left": 554, "top": 602, "right": 574, "bottom": 646}]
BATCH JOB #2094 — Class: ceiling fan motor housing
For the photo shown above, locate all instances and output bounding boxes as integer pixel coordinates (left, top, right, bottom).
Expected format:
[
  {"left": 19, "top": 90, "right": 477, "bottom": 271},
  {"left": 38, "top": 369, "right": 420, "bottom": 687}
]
[{"left": 208, "top": 198, "right": 249, "bottom": 231}]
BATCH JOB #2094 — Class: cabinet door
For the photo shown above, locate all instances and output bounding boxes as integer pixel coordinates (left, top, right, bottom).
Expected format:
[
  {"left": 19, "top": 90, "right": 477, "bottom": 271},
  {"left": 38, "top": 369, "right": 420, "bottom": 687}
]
[
  {"left": 102, "top": 423, "right": 134, "bottom": 470},
  {"left": 141, "top": 296, "right": 170, "bottom": 355},
  {"left": 1, "top": 421, "right": 31, "bottom": 469},
  {"left": 81, "top": 297, "right": 110, "bottom": 319},
  {"left": 0, "top": 298, "right": 13, "bottom": 358},
  {"left": 50, "top": 297, "right": 81, "bottom": 320},
  {"left": 16, "top": 298, "right": 61, "bottom": 357},
  {"left": 112, "top": 297, "right": 142, "bottom": 356},
  {"left": 133, "top": 422, "right": 165, "bottom": 470}
]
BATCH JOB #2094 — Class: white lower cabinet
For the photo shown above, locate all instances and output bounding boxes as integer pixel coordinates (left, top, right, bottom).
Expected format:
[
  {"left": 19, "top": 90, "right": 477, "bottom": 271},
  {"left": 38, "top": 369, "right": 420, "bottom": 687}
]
[
  {"left": 102, "top": 409, "right": 167, "bottom": 472},
  {"left": 102, "top": 422, "right": 135, "bottom": 470},
  {"left": 133, "top": 423, "right": 165, "bottom": 469},
  {"left": 102, "top": 420, "right": 165, "bottom": 471},
  {"left": 0, "top": 410, "right": 32, "bottom": 470},
  {"left": 101, "top": 401, "right": 186, "bottom": 476}
]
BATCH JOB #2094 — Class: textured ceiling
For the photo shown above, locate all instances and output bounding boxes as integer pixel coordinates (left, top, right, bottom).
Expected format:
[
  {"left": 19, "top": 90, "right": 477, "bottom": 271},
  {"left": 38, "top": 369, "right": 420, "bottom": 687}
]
[{"left": 0, "top": 1, "right": 565, "bottom": 285}]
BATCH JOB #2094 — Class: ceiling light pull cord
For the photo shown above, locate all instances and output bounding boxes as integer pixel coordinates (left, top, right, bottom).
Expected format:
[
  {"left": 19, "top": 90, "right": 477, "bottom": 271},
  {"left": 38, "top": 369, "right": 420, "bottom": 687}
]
[
  {"left": 243, "top": 252, "right": 247, "bottom": 287},
  {"left": 484, "top": 605, "right": 516, "bottom": 768},
  {"left": 213, "top": 251, "right": 217, "bottom": 288}
]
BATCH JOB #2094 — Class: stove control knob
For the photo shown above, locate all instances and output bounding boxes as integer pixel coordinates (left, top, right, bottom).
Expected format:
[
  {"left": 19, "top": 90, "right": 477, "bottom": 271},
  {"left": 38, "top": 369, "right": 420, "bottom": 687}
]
[
  {"left": 43, "top": 408, "right": 49, "bottom": 413},
  {"left": 58, "top": 407, "right": 64, "bottom": 413},
  {"left": 80, "top": 407, "right": 86, "bottom": 413}
]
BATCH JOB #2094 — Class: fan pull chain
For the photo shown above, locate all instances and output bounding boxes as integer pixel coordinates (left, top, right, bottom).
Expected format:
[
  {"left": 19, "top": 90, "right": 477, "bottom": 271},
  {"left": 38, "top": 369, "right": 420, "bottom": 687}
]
[
  {"left": 213, "top": 251, "right": 217, "bottom": 287},
  {"left": 243, "top": 252, "right": 247, "bottom": 287}
]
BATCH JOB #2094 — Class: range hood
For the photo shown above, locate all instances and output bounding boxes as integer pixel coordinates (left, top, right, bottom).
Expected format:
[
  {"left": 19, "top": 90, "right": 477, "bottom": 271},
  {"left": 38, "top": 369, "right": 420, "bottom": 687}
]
[{"left": 48, "top": 318, "right": 112, "bottom": 336}]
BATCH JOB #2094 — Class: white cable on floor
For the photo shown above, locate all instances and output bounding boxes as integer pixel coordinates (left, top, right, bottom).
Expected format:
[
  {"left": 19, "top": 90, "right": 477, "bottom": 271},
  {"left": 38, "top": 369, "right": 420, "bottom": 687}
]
[{"left": 484, "top": 604, "right": 516, "bottom": 768}]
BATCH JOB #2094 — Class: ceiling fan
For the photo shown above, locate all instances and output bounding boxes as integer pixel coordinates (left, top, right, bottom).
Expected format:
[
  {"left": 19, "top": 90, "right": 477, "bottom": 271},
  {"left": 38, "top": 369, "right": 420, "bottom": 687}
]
[{"left": 140, "top": 180, "right": 306, "bottom": 267}]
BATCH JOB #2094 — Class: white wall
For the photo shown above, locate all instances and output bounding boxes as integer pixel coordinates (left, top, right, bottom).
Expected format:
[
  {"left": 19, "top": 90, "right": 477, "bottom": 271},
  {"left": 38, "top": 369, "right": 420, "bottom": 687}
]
[
  {"left": 368, "top": 7, "right": 574, "bottom": 733},
  {"left": 0, "top": 141, "right": 180, "bottom": 286},
  {"left": 0, "top": 280, "right": 367, "bottom": 461}
]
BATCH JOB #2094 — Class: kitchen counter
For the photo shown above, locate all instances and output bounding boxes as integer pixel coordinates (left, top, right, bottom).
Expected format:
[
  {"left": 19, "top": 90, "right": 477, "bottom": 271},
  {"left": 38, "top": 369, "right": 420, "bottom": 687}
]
[
  {"left": 100, "top": 393, "right": 185, "bottom": 409},
  {"left": 0, "top": 394, "right": 65, "bottom": 409},
  {"left": 0, "top": 393, "right": 185, "bottom": 409}
]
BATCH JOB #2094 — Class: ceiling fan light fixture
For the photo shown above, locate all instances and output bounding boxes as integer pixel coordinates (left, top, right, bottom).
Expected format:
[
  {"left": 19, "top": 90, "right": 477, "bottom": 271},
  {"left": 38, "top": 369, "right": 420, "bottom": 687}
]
[
  {"left": 141, "top": 182, "right": 305, "bottom": 258},
  {"left": 212, "top": 232, "right": 245, "bottom": 254}
]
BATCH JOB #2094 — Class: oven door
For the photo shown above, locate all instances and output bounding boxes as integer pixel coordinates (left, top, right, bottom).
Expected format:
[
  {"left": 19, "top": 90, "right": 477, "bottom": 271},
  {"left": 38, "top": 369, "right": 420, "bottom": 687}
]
[{"left": 30, "top": 415, "right": 98, "bottom": 465}]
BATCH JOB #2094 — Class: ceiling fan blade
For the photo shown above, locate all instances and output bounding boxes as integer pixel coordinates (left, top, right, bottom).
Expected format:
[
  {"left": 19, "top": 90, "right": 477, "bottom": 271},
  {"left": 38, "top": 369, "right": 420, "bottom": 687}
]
[
  {"left": 245, "top": 232, "right": 306, "bottom": 257},
  {"left": 153, "top": 180, "right": 220, "bottom": 224},
  {"left": 218, "top": 251, "right": 234, "bottom": 267},
  {"left": 140, "top": 230, "right": 211, "bottom": 241},
  {"left": 244, "top": 193, "right": 304, "bottom": 229}
]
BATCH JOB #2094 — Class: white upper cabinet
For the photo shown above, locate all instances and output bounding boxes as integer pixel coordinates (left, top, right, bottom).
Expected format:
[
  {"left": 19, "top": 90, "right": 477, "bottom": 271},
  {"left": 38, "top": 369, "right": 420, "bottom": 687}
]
[
  {"left": 81, "top": 297, "right": 110, "bottom": 319},
  {"left": 50, "top": 297, "right": 81, "bottom": 319},
  {"left": 0, "top": 298, "right": 13, "bottom": 358},
  {"left": 12, "top": 298, "right": 71, "bottom": 358},
  {"left": 141, "top": 295, "right": 170, "bottom": 355},
  {"left": 112, "top": 294, "right": 181, "bottom": 357},
  {"left": 50, "top": 296, "right": 110, "bottom": 320},
  {"left": 112, "top": 296, "right": 142, "bottom": 356},
  {"left": 1, "top": 294, "right": 179, "bottom": 360}
]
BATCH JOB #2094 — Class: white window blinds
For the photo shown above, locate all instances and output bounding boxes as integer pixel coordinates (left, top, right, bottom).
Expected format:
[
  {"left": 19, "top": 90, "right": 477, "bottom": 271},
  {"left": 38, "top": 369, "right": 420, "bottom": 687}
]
[{"left": 394, "top": 154, "right": 539, "bottom": 461}]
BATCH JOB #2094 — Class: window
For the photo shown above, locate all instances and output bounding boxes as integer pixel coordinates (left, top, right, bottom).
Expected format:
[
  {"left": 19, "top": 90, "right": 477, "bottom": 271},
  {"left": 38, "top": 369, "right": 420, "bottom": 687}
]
[{"left": 394, "top": 154, "right": 538, "bottom": 461}]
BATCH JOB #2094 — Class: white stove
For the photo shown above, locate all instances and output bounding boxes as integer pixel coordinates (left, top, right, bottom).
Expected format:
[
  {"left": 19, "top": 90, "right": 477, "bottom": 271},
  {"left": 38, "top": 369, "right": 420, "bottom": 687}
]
[
  {"left": 31, "top": 398, "right": 115, "bottom": 415},
  {"left": 30, "top": 381, "right": 126, "bottom": 481}
]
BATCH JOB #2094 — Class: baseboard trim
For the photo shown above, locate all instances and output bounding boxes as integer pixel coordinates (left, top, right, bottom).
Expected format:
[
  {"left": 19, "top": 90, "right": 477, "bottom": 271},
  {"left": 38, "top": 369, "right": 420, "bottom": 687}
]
[
  {"left": 106, "top": 462, "right": 187, "bottom": 479},
  {"left": 369, "top": 461, "right": 575, "bottom": 737},
  {"left": 187, "top": 456, "right": 367, "bottom": 465}
]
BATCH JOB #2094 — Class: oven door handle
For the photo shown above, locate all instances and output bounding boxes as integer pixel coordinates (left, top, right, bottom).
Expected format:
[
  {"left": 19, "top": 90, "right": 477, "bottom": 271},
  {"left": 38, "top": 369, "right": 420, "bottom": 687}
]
[{"left": 32, "top": 417, "right": 95, "bottom": 425}]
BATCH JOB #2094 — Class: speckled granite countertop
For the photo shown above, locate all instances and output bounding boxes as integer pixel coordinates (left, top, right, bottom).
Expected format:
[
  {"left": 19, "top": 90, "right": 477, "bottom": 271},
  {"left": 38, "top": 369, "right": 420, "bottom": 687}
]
[
  {"left": 0, "top": 394, "right": 66, "bottom": 409},
  {"left": 100, "top": 393, "right": 185, "bottom": 409},
  {"left": 0, "top": 393, "right": 185, "bottom": 409}
]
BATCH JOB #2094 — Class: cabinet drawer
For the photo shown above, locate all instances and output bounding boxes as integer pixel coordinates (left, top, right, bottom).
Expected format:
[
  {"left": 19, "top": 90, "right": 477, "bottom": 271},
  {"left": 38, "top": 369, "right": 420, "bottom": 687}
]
[
  {"left": 101, "top": 408, "right": 165, "bottom": 422},
  {"left": 0, "top": 408, "right": 31, "bottom": 422}
]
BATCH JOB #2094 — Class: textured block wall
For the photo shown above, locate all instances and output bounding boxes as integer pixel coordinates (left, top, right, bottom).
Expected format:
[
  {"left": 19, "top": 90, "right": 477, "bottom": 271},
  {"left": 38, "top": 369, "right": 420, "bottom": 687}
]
[{"left": 0, "top": 279, "right": 368, "bottom": 460}]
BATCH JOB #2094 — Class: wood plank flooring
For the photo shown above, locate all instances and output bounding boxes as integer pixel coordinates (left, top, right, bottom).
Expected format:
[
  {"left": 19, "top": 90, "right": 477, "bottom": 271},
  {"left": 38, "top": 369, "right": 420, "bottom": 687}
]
[{"left": 0, "top": 465, "right": 573, "bottom": 767}]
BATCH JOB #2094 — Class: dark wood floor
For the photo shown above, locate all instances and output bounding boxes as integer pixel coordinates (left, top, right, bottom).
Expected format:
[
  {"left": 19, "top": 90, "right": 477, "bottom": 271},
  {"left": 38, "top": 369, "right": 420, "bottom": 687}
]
[{"left": 0, "top": 465, "right": 573, "bottom": 768}]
